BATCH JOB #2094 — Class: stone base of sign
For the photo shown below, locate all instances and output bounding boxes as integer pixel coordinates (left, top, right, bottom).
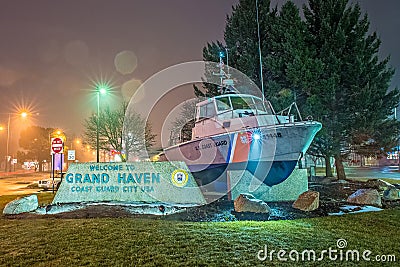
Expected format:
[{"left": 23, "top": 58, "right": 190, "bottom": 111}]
[
  {"left": 229, "top": 168, "right": 308, "bottom": 202},
  {"left": 35, "top": 202, "right": 194, "bottom": 216},
  {"left": 52, "top": 161, "right": 206, "bottom": 205}
]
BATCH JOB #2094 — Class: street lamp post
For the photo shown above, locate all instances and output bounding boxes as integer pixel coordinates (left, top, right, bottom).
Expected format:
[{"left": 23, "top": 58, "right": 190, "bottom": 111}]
[
  {"left": 5, "top": 114, "right": 10, "bottom": 172},
  {"left": 96, "top": 86, "right": 107, "bottom": 163},
  {"left": 97, "top": 90, "right": 100, "bottom": 163},
  {"left": 3, "top": 112, "right": 28, "bottom": 172}
]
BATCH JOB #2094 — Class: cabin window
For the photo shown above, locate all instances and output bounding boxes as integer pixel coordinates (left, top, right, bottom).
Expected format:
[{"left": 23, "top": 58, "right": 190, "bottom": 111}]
[
  {"left": 199, "top": 105, "right": 206, "bottom": 118},
  {"left": 216, "top": 97, "right": 231, "bottom": 112},
  {"left": 199, "top": 102, "right": 216, "bottom": 119},
  {"left": 206, "top": 102, "right": 216, "bottom": 117},
  {"left": 230, "top": 96, "right": 253, "bottom": 110}
]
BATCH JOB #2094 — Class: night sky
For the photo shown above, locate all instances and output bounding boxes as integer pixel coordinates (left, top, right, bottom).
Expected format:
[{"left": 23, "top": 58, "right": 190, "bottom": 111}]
[{"left": 0, "top": 0, "right": 399, "bottom": 154}]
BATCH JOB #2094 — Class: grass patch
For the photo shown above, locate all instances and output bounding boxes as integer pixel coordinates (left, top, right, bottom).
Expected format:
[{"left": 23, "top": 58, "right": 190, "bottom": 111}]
[{"left": 0, "top": 193, "right": 399, "bottom": 266}]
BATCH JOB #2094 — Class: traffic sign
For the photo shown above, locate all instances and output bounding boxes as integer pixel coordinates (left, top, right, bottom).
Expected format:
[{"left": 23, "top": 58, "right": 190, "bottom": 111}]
[
  {"left": 51, "top": 137, "right": 64, "bottom": 154},
  {"left": 68, "top": 150, "right": 75, "bottom": 161}
]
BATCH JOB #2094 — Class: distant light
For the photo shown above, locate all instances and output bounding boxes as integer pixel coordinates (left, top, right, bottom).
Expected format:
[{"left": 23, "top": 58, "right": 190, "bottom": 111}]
[
  {"left": 0, "top": 126, "right": 4, "bottom": 131},
  {"left": 21, "top": 112, "right": 28, "bottom": 118},
  {"left": 219, "top": 51, "right": 225, "bottom": 58}
]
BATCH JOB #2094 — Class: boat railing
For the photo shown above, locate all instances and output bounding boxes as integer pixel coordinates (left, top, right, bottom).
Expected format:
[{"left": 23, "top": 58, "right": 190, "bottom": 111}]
[{"left": 278, "top": 102, "right": 303, "bottom": 122}]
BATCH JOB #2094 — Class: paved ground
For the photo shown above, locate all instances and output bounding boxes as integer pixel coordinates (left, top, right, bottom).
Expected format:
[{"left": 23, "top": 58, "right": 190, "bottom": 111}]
[
  {"left": 345, "top": 166, "right": 400, "bottom": 180},
  {"left": 0, "top": 172, "right": 48, "bottom": 196}
]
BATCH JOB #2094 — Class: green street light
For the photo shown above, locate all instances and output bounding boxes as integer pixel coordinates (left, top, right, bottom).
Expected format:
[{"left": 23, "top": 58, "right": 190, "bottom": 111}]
[{"left": 98, "top": 86, "right": 108, "bottom": 95}]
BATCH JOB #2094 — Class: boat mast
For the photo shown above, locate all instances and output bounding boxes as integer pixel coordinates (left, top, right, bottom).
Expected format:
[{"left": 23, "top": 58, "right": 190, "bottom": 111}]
[
  {"left": 214, "top": 51, "right": 234, "bottom": 94},
  {"left": 256, "top": 0, "right": 265, "bottom": 101},
  {"left": 225, "top": 47, "right": 230, "bottom": 76}
]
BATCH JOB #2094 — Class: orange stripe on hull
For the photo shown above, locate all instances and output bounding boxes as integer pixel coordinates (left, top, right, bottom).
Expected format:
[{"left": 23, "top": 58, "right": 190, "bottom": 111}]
[{"left": 232, "top": 132, "right": 250, "bottom": 163}]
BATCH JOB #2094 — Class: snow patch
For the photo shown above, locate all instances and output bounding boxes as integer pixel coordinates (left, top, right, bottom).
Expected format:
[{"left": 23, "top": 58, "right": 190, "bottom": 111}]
[
  {"left": 33, "top": 202, "right": 199, "bottom": 215},
  {"left": 328, "top": 205, "right": 383, "bottom": 216}
]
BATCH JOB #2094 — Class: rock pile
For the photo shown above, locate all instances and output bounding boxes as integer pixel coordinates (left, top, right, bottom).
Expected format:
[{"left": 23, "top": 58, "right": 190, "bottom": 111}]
[
  {"left": 292, "top": 190, "right": 320, "bottom": 211},
  {"left": 347, "top": 189, "right": 382, "bottom": 207},
  {"left": 3, "top": 195, "right": 38, "bottom": 215},
  {"left": 383, "top": 188, "right": 400, "bottom": 201},
  {"left": 234, "top": 193, "right": 270, "bottom": 213}
]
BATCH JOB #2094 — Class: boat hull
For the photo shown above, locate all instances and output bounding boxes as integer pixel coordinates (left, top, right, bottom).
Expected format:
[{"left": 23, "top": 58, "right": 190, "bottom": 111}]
[{"left": 161, "top": 121, "right": 321, "bottom": 187}]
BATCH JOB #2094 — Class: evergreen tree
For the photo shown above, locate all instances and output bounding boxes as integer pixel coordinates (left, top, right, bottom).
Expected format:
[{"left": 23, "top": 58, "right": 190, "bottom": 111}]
[
  {"left": 199, "top": 0, "right": 399, "bottom": 179},
  {"left": 267, "top": 1, "right": 319, "bottom": 110},
  {"left": 198, "top": 0, "right": 276, "bottom": 98},
  {"left": 303, "top": 0, "right": 399, "bottom": 178},
  {"left": 199, "top": 0, "right": 314, "bottom": 111}
]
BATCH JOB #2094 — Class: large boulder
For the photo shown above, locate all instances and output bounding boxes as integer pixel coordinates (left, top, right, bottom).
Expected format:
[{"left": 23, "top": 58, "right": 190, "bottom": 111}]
[
  {"left": 3, "top": 195, "right": 39, "bottom": 215},
  {"left": 347, "top": 189, "right": 382, "bottom": 207},
  {"left": 383, "top": 188, "right": 400, "bottom": 201},
  {"left": 365, "top": 179, "right": 395, "bottom": 191},
  {"left": 292, "top": 190, "right": 319, "bottom": 211},
  {"left": 234, "top": 193, "right": 270, "bottom": 213}
]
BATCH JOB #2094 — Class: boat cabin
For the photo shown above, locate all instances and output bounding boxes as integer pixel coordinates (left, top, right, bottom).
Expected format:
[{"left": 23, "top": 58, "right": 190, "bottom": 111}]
[
  {"left": 192, "top": 94, "right": 284, "bottom": 139},
  {"left": 197, "top": 94, "right": 269, "bottom": 119}
]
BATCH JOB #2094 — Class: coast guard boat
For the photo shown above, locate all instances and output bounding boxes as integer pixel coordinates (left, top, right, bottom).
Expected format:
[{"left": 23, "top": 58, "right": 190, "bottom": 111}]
[
  {"left": 159, "top": 2, "right": 321, "bottom": 193},
  {"left": 159, "top": 23, "right": 321, "bottom": 191},
  {"left": 160, "top": 91, "right": 321, "bottom": 188}
]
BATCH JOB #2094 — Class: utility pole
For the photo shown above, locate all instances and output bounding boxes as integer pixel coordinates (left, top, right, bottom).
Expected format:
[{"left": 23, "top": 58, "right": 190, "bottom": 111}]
[
  {"left": 5, "top": 114, "right": 10, "bottom": 172},
  {"left": 396, "top": 107, "right": 400, "bottom": 171}
]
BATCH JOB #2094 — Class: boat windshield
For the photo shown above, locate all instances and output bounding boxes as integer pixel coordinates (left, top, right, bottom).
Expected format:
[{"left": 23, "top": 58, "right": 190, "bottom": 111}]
[
  {"left": 216, "top": 97, "right": 231, "bottom": 112},
  {"left": 215, "top": 95, "right": 267, "bottom": 113},
  {"left": 197, "top": 95, "right": 271, "bottom": 121},
  {"left": 231, "top": 96, "right": 253, "bottom": 110}
]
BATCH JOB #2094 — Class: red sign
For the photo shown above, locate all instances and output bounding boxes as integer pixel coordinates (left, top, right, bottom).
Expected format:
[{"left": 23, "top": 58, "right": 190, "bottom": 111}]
[
  {"left": 110, "top": 149, "right": 121, "bottom": 156},
  {"left": 51, "top": 137, "right": 64, "bottom": 154}
]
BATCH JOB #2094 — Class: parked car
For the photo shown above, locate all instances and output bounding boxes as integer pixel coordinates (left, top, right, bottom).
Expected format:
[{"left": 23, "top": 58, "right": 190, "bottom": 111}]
[{"left": 38, "top": 179, "right": 61, "bottom": 191}]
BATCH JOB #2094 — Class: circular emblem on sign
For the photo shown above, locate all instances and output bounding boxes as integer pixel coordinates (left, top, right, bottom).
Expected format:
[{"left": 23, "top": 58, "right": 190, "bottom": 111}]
[{"left": 171, "top": 169, "right": 189, "bottom": 187}]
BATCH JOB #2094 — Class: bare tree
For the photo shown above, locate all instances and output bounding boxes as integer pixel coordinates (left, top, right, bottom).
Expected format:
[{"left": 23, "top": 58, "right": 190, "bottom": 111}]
[
  {"left": 168, "top": 99, "right": 198, "bottom": 145},
  {"left": 83, "top": 102, "right": 156, "bottom": 161}
]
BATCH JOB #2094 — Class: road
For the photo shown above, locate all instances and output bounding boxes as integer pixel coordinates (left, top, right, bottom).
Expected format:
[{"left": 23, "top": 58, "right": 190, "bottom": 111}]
[
  {"left": 0, "top": 172, "right": 47, "bottom": 196},
  {"left": 345, "top": 166, "right": 400, "bottom": 180}
]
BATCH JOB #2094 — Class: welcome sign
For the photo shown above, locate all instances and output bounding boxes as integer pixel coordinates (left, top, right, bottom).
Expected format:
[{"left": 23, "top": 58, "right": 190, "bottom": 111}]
[{"left": 52, "top": 161, "right": 206, "bottom": 205}]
